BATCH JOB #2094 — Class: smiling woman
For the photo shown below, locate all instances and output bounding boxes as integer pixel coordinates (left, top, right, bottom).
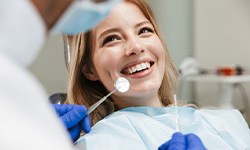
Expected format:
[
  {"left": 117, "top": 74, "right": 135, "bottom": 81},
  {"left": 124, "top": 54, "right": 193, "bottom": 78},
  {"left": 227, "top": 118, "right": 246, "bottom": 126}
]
[
  {"left": 65, "top": 0, "right": 178, "bottom": 124},
  {"left": 64, "top": 0, "right": 250, "bottom": 149}
]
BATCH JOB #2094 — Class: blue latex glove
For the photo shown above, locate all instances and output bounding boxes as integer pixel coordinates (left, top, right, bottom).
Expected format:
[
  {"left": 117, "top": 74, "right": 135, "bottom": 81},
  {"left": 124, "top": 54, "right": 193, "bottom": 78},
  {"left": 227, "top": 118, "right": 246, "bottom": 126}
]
[
  {"left": 52, "top": 104, "right": 91, "bottom": 142},
  {"left": 158, "top": 132, "right": 207, "bottom": 150}
]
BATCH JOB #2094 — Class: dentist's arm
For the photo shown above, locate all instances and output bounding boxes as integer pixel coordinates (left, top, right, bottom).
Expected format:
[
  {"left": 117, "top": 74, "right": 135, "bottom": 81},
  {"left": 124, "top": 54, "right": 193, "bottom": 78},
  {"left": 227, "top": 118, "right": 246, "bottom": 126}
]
[
  {"left": 31, "top": 0, "right": 110, "bottom": 30},
  {"left": 52, "top": 104, "right": 91, "bottom": 142},
  {"left": 31, "top": 0, "right": 73, "bottom": 30}
]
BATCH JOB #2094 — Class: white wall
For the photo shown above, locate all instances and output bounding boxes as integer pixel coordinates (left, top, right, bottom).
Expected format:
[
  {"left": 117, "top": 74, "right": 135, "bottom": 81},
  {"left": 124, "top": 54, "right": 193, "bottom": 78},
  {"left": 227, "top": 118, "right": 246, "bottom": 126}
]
[
  {"left": 148, "top": 0, "right": 194, "bottom": 102},
  {"left": 193, "top": 0, "right": 250, "bottom": 120},
  {"left": 148, "top": 0, "right": 194, "bottom": 66},
  {"left": 194, "top": 0, "right": 250, "bottom": 68},
  {"left": 28, "top": 35, "right": 68, "bottom": 96}
]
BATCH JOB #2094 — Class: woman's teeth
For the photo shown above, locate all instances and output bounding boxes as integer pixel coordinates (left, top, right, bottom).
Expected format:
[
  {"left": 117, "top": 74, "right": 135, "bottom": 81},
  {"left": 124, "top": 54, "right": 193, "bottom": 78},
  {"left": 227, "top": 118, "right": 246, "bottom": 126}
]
[{"left": 125, "top": 62, "right": 151, "bottom": 75}]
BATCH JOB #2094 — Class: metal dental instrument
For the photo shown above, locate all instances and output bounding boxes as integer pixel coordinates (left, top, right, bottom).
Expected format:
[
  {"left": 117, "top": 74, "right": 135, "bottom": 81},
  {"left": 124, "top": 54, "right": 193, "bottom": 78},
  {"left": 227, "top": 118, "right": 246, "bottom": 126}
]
[
  {"left": 87, "top": 77, "right": 130, "bottom": 114},
  {"left": 174, "top": 94, "right": 180, "bottom": 132}
]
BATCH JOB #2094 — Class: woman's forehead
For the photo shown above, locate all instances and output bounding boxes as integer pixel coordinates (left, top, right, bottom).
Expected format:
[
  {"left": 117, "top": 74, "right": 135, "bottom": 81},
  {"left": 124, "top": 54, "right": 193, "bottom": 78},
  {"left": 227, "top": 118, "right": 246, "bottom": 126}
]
[{"left": 93, "top": 1, "right": 147, "bottom": 35}]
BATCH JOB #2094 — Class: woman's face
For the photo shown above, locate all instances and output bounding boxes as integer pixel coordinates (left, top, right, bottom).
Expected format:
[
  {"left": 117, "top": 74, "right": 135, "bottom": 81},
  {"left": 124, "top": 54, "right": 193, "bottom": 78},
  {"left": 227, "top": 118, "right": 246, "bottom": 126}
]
[{"left": 87, "top": 1, "right": 166, "bottom": 108}]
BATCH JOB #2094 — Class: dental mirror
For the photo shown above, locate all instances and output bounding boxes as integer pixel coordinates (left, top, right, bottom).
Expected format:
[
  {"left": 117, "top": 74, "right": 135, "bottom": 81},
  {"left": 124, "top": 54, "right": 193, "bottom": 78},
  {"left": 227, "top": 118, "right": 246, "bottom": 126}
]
[
  {"left": 114, "top": 77, "right": 130, "bottom": 93},
  {"left": 87, "top": 77, "right": 130, "bottom": 114}
]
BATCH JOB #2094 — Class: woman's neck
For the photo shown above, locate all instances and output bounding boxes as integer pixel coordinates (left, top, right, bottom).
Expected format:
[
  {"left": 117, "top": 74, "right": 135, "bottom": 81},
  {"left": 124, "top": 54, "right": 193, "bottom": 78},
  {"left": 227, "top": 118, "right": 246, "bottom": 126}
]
[{"left": 114, "top": 95, "right": 163, "bottom": 109}]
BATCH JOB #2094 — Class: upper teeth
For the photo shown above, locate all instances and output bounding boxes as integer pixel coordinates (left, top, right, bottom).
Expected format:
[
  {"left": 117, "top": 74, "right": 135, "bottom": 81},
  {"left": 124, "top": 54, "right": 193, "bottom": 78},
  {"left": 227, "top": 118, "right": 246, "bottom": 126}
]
[{"left": 127, "top": 62, "right": 150, "bottom": 74}]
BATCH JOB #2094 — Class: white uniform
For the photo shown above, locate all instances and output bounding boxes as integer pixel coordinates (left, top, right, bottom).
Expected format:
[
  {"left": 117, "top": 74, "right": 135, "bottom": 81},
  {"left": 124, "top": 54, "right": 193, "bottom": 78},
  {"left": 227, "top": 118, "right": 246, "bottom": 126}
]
[{"left": 0, "top": 0, "right": 73, "bottom": 149}]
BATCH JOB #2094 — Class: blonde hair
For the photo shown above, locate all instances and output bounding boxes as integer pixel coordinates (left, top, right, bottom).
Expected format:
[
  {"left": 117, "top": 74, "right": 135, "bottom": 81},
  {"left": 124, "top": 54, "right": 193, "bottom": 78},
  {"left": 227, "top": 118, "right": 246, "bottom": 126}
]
[{"left": 65, "top": 0, "right": 179, "bottom": 124}]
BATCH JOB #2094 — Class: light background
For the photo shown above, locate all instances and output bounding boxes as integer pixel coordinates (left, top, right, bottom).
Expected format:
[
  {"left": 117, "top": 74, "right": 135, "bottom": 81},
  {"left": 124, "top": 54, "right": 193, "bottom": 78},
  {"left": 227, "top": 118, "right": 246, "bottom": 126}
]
[{"left": 28, "top": 0, "right": 250, "bottom": 122}]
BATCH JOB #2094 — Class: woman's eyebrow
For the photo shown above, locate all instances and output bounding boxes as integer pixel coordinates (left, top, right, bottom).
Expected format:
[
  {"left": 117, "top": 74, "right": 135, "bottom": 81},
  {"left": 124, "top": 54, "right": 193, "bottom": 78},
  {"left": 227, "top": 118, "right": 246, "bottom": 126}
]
[
  {"left": 134, "top": 20, "right": 151, "bottom": 28},
  {"left": 97, "top": 28, "right": 120, "bottom": 40},
  {"left": 97, "top": 21, "right": 151, "bottom": 40}
]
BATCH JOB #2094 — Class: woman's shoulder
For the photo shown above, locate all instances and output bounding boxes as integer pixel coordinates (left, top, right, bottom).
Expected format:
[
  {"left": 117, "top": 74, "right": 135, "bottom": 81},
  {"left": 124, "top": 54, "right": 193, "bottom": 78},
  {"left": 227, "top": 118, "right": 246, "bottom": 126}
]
[
  {"left": 197, "top": 108, "right": 242, "bottom": 117},
  {"left": 195, "top": 108, "right": 242, "bottom": 121},
  {"left": 76, "top": 110, "right": 146, "bottom": 137},
  {"left": 196, "top": 108, "right": 249, "bottom": 130},
  {"left": 75, "top": 111, "right": 149, "bottom": 149}
]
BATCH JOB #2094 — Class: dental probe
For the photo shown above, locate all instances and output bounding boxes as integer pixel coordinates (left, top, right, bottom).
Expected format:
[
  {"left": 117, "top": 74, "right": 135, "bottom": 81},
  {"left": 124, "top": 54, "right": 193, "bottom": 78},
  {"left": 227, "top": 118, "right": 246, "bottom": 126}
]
[
  {"left": 87, "top": 77, "right": 130, "bottom": 114},
  {"left": 174, "top": 94, "right": 180, "bottom": 132}
]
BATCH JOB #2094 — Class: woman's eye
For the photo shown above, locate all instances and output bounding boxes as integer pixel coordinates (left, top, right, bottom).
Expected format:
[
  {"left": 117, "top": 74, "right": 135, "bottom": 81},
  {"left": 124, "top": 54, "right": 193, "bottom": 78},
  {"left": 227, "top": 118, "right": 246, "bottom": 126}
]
[
  {"left": 139, "top": 27, "right": 153, "bottom": 35},
  {"left": 102, "top": 35, "right": 120, "bottom": 46}
]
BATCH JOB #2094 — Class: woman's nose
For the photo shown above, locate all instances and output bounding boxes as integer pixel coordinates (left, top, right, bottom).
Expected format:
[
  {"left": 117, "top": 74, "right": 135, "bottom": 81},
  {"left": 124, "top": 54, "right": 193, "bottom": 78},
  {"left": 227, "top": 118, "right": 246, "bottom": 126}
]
[{"left": 125, "top": 37, "right": 144, "bottom": 56}]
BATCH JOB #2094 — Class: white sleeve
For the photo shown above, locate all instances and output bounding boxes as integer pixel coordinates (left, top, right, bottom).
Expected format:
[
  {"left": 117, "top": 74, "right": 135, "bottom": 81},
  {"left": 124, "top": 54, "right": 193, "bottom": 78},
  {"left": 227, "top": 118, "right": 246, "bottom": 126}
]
[
  {"left": 0, "top": 0, "right": 46, "bottom": 67},
  {"left": 0, "top": 0, "right": 74, "bottom": 150}
]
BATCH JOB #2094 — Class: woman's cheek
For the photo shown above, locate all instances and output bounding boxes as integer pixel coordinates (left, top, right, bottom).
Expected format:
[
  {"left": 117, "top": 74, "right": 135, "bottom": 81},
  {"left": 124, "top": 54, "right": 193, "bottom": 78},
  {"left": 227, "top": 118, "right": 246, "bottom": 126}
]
[{"left": 94, "top": 50, "right": 119, "bottom": 72}]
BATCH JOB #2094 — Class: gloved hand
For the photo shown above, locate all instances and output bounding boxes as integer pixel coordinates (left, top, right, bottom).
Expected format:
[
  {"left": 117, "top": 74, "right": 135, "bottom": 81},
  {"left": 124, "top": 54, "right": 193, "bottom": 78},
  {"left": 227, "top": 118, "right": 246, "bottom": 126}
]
[
  {"left": 52, "top": 104, "right": 91, "bottom": 142},
  {"left": 158, "top": 132, "right": 207, "bottom": 150}
]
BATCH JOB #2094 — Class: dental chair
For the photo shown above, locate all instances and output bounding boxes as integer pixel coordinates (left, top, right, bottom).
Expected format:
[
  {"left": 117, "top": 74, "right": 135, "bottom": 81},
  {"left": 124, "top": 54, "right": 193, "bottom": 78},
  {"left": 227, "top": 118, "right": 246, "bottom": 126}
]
[{"left": 49, "top": 93, "right": 67, "bottom": 104}]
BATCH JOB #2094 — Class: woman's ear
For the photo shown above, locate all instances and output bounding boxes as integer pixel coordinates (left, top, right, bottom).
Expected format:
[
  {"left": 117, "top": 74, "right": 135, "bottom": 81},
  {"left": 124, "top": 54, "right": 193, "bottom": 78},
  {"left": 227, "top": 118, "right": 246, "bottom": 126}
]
[{"left": 82, "top": 64, "right": 99, "bottom": 81}]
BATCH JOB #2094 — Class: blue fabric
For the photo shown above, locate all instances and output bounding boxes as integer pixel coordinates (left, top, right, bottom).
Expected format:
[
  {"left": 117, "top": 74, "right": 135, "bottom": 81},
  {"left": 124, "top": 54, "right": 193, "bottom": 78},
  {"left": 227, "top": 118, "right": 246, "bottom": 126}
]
[{"left": 75, "top": 106, "right": 250, "bottom": 150}]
